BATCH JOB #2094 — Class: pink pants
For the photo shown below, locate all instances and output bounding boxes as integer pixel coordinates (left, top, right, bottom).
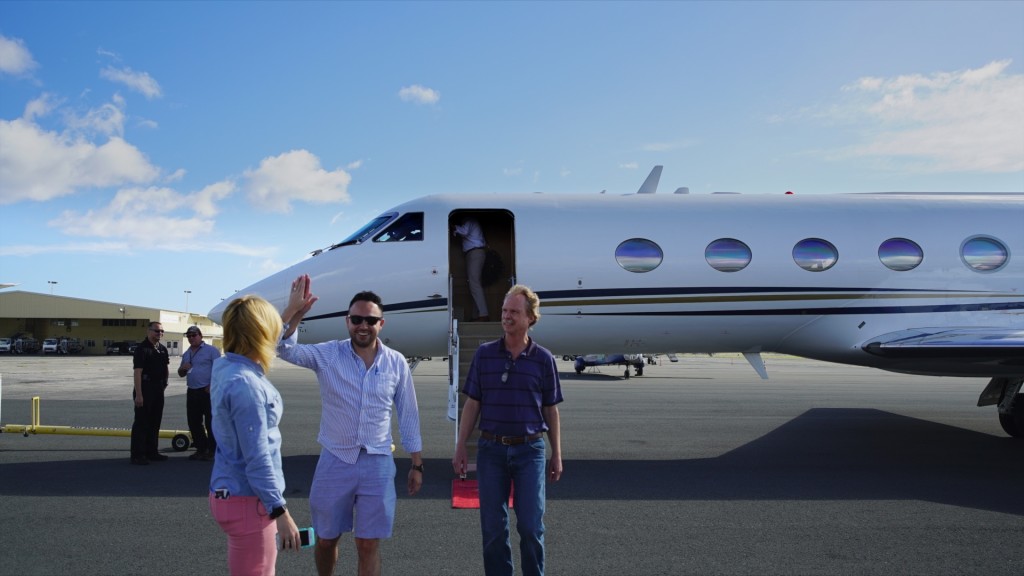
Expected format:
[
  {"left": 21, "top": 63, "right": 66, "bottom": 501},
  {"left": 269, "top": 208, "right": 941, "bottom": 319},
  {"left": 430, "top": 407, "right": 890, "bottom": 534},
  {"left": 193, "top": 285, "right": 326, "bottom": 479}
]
[{"left": 209, "top": 492, "right": 278, "bottom": 576}]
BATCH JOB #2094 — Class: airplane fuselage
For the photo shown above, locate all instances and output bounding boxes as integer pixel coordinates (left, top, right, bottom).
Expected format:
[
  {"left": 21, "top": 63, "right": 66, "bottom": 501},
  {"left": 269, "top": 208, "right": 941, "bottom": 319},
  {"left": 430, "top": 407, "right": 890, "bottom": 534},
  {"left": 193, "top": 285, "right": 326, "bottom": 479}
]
[{"left": 211, "top": 192, "right": 1023, "bottom": 379}]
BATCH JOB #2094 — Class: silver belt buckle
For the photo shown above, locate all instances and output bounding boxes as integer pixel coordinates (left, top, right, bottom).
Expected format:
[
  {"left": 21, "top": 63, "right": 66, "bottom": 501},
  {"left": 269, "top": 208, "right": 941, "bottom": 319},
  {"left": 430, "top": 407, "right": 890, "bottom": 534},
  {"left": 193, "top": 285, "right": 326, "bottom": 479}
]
[{"left": 214, "top": 488, "right": 230, "bottom": 500}]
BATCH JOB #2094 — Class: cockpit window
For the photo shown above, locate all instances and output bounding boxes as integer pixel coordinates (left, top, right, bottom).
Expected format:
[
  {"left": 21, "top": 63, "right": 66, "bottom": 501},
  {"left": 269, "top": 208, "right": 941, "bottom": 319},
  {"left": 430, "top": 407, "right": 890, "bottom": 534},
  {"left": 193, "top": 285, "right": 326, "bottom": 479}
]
[
  {"left": 329, "top": 214, "right": 396, "bottom": 250},
  {"left": 374, "top": 212, "right": 424, "bottom": 243}
]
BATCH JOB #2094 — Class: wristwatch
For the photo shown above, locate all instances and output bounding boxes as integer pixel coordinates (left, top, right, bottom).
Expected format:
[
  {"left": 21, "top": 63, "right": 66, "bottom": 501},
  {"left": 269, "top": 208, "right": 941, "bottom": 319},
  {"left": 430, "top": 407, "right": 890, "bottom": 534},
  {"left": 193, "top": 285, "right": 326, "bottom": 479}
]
[
  {"left": 411, "top": 463, "right": 424, "bottom": 473},
  {"left": 269, "top": 505, "right": 287, "bottom": 519}
]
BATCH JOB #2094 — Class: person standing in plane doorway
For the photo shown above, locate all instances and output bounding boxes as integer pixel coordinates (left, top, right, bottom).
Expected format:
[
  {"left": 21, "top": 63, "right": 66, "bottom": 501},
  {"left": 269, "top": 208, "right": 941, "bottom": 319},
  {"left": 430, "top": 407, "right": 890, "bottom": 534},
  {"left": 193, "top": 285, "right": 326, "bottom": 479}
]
[
  {"left": 178, "top": 325, "right": 221, "bottom": 461},
  {"left": 453, "top": 216, "right": 490, "bottom": 321},
  {"left": 453, "top": 284, "right": 564, "bottom": 576}
]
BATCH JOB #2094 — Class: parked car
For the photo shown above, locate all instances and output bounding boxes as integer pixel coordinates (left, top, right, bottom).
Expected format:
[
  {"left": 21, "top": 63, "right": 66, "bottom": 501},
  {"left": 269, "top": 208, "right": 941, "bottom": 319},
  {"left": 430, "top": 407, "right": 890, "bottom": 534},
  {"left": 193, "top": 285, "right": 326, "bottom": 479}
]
[
  {"left": 106, "top": 341, "right": 135, "bottom": 355},
  {"left": 59, "top": 338, "right": 84, "bottom": 354},
  {"left": 14, "top": 338, "right": 39, "bottom": 354},
  {"left": 41, "top": 338, "right": 59, "bottom": 354},
  {"left": 0, "top": 338, "right": 11, "bottom": 353}
]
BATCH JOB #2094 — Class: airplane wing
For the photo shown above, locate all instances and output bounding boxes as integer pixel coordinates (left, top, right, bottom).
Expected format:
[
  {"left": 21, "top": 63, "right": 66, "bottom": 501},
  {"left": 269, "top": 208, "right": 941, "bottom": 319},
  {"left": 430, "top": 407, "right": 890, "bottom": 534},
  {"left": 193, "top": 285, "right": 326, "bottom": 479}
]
[{"left": 862, "top": 328, "right": 1024, "bottom": 360}]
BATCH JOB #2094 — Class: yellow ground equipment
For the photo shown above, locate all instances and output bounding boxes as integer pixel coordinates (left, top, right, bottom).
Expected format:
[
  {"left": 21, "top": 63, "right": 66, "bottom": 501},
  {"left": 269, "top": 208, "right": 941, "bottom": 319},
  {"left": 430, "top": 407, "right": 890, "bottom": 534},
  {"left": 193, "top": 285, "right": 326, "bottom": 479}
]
[{"left": 0, "top": 395, "right": 193, "bottom": 451}]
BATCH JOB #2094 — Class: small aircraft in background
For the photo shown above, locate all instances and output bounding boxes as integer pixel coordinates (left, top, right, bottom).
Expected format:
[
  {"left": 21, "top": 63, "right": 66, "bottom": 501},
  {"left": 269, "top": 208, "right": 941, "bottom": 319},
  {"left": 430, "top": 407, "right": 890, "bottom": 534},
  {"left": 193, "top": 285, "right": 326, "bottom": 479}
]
[{"left": 573, "top": 353, "right": 647, "bottom": 378}]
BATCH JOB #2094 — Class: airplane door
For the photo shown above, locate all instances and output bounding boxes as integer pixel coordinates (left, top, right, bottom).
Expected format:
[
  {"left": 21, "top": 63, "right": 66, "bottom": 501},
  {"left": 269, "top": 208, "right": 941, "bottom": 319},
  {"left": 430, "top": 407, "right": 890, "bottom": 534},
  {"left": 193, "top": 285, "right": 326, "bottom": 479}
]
[{"left": 448, "top": 210, "right": 516, "bottom": 324}]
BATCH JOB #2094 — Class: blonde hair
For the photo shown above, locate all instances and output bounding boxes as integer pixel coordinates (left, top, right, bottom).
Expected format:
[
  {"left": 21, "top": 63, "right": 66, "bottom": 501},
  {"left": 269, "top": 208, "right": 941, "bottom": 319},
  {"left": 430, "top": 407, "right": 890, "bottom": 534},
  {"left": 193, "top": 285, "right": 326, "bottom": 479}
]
[
  {"left": 505, "top": 284, "right": 540, "bottom": 326},
  {"left": 221, "top": 295, "right": 282, "bottom": 373}
]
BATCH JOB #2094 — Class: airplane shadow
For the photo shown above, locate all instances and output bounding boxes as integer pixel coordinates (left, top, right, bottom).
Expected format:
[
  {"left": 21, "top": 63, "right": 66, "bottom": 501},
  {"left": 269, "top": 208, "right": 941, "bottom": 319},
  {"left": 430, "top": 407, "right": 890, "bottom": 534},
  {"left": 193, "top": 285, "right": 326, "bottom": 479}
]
[{"left": 3, "top": 408, "right": 1023, "bottom": 516}]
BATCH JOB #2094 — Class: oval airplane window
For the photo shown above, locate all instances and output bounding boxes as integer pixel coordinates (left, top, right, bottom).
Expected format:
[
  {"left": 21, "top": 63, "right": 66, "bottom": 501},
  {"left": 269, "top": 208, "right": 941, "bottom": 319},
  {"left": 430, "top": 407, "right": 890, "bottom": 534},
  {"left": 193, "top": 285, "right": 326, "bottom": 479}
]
[
  {"left": 878, "top": 238, "right": 923, "bottom": 271},
  {"left": 615, "top": 238, "right": 663, "bottom": 273},
  {"left": 793, "top": 238, "right": 838, "bottom": 272},
  {"left": 705, "top": 238, "right": 751, "bottom": 272},
  {"left": 961, "top": 236, "right": 1009, "bottom": 272}
]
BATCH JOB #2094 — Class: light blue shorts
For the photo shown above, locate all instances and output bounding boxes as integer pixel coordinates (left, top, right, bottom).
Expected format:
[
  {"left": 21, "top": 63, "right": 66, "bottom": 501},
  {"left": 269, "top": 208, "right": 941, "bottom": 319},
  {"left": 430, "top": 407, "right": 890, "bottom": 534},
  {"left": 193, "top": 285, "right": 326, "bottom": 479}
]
[{"left": 310, "top": 448, "right": 397, "bottom": 540}]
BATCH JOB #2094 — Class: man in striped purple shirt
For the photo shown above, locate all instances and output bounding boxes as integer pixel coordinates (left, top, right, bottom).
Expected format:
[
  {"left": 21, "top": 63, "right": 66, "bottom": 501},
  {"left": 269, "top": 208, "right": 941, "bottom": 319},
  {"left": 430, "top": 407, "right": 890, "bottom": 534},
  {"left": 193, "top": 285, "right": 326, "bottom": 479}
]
[
  {"left": 452, "top": 284, "right": 563, "bottom": 576},
  {"left": 279, "top": 274, "right": 424, "bottom": 576}
]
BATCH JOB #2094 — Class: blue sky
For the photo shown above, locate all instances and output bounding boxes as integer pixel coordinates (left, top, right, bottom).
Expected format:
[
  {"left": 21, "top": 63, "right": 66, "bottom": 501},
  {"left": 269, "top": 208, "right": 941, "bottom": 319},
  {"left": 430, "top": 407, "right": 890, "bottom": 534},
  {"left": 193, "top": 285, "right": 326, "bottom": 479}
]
[{"left": 1, "top": 1, "right": 1022, "bottom": 316}]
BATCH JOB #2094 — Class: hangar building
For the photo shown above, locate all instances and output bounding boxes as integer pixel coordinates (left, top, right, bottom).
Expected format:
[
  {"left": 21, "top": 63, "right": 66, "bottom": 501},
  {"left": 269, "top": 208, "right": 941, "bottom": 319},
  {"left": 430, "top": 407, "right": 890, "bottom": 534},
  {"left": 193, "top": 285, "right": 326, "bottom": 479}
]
[{"left": 0, "top": 291, "right": 222, "bottom": 356}]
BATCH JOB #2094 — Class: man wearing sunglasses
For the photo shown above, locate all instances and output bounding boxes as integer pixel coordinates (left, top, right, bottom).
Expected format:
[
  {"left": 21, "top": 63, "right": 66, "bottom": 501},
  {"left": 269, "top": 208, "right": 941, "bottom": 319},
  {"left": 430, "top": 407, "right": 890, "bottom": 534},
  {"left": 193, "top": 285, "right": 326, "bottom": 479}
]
[
  {"left": 278, "top": 274, "right": 424, "bottom": 576},
  {"left": 452, "top": 284, "right": 563, "bottom": 576},
  {"left": 177, "top": 326, "right": 221, "bottom": 461},
  {"left": 130, "top": 322, "right": 170, "bottom": 465}
]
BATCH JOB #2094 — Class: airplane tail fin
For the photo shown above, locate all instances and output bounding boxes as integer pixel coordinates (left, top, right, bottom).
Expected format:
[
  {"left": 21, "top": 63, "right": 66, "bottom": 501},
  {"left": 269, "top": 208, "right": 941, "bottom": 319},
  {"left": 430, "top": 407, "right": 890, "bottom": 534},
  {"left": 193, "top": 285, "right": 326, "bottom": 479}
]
[{"left": 636, "top": 165, "right": 663, "bottom": 194}]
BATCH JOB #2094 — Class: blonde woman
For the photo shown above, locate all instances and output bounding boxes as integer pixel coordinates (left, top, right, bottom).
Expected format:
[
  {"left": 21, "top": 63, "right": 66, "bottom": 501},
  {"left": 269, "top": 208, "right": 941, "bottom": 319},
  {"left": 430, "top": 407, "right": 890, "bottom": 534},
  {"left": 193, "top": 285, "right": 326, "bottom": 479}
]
[{"left": 209, "top": 295, "right": 300, "bottom": 575}]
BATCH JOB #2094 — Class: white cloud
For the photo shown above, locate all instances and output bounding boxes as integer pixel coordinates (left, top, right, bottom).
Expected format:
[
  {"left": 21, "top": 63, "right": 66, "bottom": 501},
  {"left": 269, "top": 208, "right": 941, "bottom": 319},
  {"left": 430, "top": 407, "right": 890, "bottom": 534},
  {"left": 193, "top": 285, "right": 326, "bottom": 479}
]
[
  {"left": 46, "top": 181, "right": 236, "bottom": 248},
  {"left": 838, "top": 60, "right": 1024, "bottom": 173},
  {"left": 0, "top": 117, "right": 160, "bottom": 205},
  {"left": 64, "top": 93, "right": 127, "bottom": 137},
  {"left": 398, "top": 84, "right": 441, "bottom": 105},
  {"left": 619, "top": 162, "right": 639, "bottom": 170},
  {"left": 242, "top": 150, "right": 352, "bottom": 213},
  {"left": 190, "top": 180, "right": 235, "bottom": 218},
  {"left": 165, "top": 168, "right": 187, "bottom": 183},
  {"left": 100, "top": 66, "right": 163, "bottom": 99},
  {"left": 52, "top": 186, "right": 211, "bottom": 239},
  {"left": 0, "top": 34, "right": 37, "bottom": 75},
  {"left": 24, "top": 94, "right": 60, "bottom": 121},
  {"left": 0, "top": 241, "right": 130, "bottom": 257}
]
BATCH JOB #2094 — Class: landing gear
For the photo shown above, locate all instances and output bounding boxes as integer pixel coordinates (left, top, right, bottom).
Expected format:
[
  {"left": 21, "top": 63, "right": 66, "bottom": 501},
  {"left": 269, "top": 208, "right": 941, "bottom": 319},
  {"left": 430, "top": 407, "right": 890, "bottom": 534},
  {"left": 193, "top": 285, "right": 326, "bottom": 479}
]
[
  {"left": 999, "top": 388, "right": 1024, "bottom": 438},
  {"left": 981, "top": 377, "right": 1024, "bottom": 437}
]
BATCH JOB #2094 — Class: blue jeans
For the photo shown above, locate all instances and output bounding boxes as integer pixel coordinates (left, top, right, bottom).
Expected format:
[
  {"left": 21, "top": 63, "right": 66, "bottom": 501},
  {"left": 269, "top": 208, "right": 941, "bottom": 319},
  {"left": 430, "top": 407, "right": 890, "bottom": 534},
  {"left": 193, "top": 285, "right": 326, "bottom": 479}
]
[{"left": 477, "top": 436, "right": 547, "bottom": 576}]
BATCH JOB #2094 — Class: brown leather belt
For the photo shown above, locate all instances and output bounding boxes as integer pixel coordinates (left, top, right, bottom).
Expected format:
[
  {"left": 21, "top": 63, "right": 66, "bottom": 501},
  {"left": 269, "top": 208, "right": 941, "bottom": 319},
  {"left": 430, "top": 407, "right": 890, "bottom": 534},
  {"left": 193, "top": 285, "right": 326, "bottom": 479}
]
[{"left": 480, "top": 431, "right": 544, "bottom": 445}]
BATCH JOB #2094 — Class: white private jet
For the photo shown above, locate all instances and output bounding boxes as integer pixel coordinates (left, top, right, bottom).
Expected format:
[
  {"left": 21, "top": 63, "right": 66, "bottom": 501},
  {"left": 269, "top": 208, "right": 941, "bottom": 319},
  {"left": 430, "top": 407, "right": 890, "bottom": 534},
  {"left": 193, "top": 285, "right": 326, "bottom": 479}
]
[{"left": 209, "top": 168, "right": 1024, "bottom": 436}]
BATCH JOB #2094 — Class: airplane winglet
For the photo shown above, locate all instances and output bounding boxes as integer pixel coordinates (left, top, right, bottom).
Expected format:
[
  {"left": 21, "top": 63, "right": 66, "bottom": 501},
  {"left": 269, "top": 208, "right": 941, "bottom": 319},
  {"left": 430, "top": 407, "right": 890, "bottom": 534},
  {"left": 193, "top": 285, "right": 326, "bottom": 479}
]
[
  {"left": 636, "top": 165, "right": 663, "bottom": 194},
  {"left": 743, "top": 351, "right": 769, "bottom": 380}
]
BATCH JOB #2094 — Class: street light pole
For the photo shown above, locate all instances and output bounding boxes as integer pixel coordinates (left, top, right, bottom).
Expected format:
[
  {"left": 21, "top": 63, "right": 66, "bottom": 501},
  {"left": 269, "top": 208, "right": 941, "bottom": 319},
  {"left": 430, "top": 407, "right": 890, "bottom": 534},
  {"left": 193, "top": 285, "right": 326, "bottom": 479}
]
[
  {"left": 184, "top": 290, "right": 191, "bottom": 318},
  {"left": 118, "top": 307, "right": 127, "bottom": 335},
  {"left": 48, "top": 280, "right": 58, "bottom": 294}
]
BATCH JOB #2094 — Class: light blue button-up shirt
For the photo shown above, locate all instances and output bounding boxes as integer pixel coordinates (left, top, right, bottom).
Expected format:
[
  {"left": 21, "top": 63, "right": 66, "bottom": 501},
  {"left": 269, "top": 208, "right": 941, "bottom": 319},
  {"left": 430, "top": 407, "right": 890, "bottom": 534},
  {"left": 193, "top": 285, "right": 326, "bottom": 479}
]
[
  {"left": 278, "top": 332, "right": 423, "bottom": 464},
  {"left": 209, "top": 353, "right": 286, "bottom": 513},
  {"left": 179, "top": 342, "right": 221, "bottom": 390}
]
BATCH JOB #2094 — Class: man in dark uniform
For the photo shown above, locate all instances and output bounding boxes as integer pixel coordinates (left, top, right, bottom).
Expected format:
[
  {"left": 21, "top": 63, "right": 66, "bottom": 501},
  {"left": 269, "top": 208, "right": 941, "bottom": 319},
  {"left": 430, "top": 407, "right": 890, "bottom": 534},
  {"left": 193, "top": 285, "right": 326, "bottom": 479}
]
[{"left": 130, "top": 321, "right": 170, "bottom": 465}]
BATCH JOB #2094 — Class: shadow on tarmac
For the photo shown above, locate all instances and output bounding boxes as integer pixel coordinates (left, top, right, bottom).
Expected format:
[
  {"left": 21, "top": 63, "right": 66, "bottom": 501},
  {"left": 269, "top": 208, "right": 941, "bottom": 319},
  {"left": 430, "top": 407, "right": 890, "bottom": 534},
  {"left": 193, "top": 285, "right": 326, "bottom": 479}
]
[{"left": 4, "top": 408, "right": 1022, "bottom": 516}]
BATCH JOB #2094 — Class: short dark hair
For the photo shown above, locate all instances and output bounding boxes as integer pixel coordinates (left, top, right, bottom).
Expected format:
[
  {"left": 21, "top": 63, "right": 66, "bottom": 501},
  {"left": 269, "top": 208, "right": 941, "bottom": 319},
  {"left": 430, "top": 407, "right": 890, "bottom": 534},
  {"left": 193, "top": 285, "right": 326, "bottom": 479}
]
[{"left": 349, "top": 291, "right": 383, "bottom": 311}]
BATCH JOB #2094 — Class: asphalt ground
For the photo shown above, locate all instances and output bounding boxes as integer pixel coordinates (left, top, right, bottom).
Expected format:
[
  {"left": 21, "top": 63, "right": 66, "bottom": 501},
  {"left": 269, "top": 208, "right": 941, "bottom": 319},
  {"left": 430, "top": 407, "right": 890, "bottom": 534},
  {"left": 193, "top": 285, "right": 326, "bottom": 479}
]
[{"left": 2, "top": 353, "right": 1024, "bottom": 576}]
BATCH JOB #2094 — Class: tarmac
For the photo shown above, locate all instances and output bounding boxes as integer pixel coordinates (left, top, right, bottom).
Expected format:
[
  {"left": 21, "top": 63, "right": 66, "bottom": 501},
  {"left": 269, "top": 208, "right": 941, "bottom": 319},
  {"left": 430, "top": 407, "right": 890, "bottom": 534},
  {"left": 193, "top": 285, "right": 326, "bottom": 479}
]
[{"left": 2, "top": 353, "right": 1024, "bottom": 576}]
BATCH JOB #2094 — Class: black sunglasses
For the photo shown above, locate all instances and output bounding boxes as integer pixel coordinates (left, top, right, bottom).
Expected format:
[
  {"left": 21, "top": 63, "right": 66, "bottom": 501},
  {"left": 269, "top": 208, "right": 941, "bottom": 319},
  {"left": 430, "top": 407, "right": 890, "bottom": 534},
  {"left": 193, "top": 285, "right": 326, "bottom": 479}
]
[
  {"left": 150, "top": 328, "right": 164, "bottom": 334},
  {"left": 348, "top": 315, "right": 382, "bottom": 326},
  {"left": 501, "top": 360, "right": 512, "bottom": 383}
]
